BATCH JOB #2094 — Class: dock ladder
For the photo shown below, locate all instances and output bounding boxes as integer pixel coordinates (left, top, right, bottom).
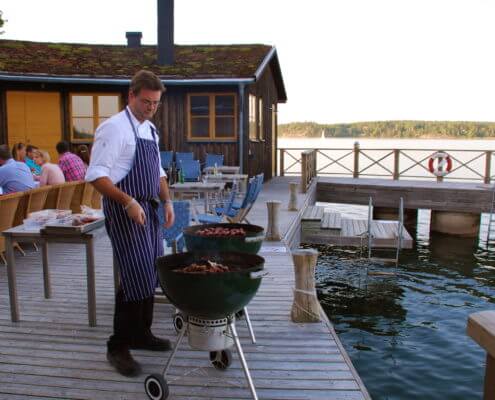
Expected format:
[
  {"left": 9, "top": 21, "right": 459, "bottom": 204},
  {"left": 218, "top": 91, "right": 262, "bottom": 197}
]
[
  {"left": 487, "top": 185, "right": 495, "bottom": 245},
  {"left": 364, "top": 197, "right": 404, "bottom": 268}
]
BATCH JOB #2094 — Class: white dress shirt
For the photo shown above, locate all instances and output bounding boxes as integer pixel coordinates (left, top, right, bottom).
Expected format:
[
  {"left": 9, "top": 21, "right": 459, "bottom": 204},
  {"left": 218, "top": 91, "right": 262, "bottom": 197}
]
[{"left": 85, "top": 106, "right": 166, "bottom": 184}]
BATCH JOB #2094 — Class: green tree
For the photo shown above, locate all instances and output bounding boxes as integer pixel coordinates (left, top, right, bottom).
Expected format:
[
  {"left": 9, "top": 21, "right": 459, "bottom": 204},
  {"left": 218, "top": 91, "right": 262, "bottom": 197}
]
[{"left": 0, "top": 11, "right": 5, "bottom": 34}]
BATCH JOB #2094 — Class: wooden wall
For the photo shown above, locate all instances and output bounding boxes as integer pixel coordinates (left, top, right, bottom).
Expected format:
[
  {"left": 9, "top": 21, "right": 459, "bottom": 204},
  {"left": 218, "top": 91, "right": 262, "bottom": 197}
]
[
  {"left": 244, "top": 65, "right": 280, "bottom": 179},
  {"left": 155, "top": 86, "right": 239, "bottom": 167},
  {"left": 0, "top": 71, "right": 283, "bottom": 180}
]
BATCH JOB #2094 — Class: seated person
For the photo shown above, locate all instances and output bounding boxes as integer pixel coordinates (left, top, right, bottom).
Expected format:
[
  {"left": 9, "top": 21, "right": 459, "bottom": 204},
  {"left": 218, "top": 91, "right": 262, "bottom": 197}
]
[
  {"left": 0, "top": 144, "right": 36, "bottom": 194},
  {"left": 57, "top": 141, "right": 87, "bottom": 181},
  {"left": 25, "top": 144, "right": 42, "bottom": 176},
  {"left": 11, "top": 142, "right": 26, "bottom": 161},
  {"left": 33, "top": 149, "right": 65, "bottom": 186}
]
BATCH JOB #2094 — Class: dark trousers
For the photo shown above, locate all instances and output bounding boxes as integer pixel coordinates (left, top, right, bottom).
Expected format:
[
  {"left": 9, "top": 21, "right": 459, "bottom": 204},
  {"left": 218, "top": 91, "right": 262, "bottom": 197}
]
[{"left": 107, "top": 288, "right": 155, "bottom": 352}]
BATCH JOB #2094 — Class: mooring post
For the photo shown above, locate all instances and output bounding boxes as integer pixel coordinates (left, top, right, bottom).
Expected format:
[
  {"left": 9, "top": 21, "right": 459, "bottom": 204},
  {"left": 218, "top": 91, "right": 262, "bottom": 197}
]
[
  {"left": 467, "top": 311, "right": 495, "bottom": 400},
  {"left": 288, "top": 182, "right": 298, "bottom": 211},
  {"left": 291, "top": 248, "right": 320, "bottom": 323},
  {"left": 266, "top": 200, "right": 282, "bottom": 241}
]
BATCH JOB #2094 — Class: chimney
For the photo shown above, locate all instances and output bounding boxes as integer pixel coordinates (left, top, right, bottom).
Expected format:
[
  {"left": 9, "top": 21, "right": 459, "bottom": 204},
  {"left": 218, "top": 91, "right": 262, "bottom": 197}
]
[
  {"left": 126, "top": 32, "right": 142, "bottom": 48},
  {"left": 157, "top": 0, "right": 174, "bottom": 65}
]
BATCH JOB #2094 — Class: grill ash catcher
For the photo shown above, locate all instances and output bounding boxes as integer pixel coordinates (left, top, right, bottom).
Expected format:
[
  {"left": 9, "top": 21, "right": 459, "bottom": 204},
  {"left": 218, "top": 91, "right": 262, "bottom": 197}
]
[{"left": 144, "top": 251, "right": 266, "bottom": 400}]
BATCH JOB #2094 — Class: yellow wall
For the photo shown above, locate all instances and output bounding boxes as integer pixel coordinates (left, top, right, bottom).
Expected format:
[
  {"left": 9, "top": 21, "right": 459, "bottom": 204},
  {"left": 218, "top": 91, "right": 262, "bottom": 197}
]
[{"left": 7, "top": 91, "right": 62, "bottom": 162}]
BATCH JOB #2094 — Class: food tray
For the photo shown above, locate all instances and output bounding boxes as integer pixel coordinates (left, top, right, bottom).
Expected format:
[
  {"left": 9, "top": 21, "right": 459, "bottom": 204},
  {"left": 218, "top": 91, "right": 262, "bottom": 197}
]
[{"left": 42, "top": 217, "right": 105, "bottom": 235}]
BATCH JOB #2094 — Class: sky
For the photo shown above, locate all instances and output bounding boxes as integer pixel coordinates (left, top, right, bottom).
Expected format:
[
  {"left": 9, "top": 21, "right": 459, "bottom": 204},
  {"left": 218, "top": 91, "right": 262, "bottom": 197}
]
[{"left": 1, "top": 0, "right": 495, "bottom": 124}]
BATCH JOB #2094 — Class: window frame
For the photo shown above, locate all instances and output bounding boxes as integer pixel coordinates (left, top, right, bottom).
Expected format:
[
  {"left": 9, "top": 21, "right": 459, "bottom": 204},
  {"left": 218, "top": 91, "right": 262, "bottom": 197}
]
[
  {"left": 187, "top": 92, "right": 238, "bottom": 142},
  {"left": 258, "top": 96, "right": 264, "bottom": 141},
  {"left": 248, "top": 94, "right": 257, "bottom": 141},
  {"left": 69, "top": 93, "right": 122, "bottom": 143}
]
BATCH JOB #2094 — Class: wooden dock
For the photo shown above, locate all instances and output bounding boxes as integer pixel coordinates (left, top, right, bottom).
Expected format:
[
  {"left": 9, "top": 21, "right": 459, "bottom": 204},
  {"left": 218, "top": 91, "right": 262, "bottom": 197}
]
[
  {"left": 0, "top": 177, "right": 370, "bottom": 400},
  {"left": 301, "top": 206, "right": 414, "bottom": 249},
  {"left": 317, "top": 177, "right": 493, "bottom": 213}
]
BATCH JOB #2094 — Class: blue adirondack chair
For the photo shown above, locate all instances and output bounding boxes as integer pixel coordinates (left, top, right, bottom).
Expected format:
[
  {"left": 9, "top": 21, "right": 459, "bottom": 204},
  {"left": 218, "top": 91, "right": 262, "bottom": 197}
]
[
  {"left": 178, "top": 159, "right": 201, "bottom": 182},
  {"left": 159, "top": 151, "right": 173, "bottom": 171},
  {"left": 205, "top": 153, "right": 224, "bottom": 169},
  {"left": 157, "top": 200, "right": 191, "bottom": 253},
  {"left": 175, "top": 152, "right": 194, "bottom": 166},
  {"left": 227, "top": 173, "right": 263, "bottom": 224},
  {"left": 195, "top": 188, "right": 237, "bottom": 224}
]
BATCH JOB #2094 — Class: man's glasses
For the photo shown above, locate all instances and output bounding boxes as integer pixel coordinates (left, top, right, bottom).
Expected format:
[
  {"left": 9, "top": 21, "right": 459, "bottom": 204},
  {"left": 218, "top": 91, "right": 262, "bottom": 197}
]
[{"left": 139, "top": 98, "right": 161, "bottom": 108}]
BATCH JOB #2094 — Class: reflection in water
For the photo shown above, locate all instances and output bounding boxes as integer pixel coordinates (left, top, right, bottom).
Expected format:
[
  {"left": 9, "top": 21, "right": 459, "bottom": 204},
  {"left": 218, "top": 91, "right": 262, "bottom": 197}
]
[{"left": 312, "top": 230, "right": 495, "bottom": 400}]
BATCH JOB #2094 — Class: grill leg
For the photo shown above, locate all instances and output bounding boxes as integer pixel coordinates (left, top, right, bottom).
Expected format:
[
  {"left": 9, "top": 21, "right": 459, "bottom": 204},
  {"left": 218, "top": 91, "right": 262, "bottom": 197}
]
[
  {"left": 243, "top": 307, "right": 256, "bottom": 344},
  {"left": 229, "top": 321, "right": 258, "bottom": 400},
  {"left": 162, "top": 319, "right": 187, "bottom": 377}
]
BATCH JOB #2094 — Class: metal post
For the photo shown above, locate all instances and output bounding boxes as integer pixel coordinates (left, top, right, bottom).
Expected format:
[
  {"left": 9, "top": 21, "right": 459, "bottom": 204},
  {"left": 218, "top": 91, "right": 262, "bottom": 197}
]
[
  {"left": 243, "top": 307, "right": 256, "bottom": 344},
  {"left": 279, "top": 149, "right": 285, "bottom": 176},
  {"left": 393, "top": 149, "right": 400, "bottom": 180},
  {"left": 485, "top": 151, "right": 492, "bottom": 184},
  {"left": 229, "top": 321, "right": 258, "bottom": 400},
  {"left": 353, "top": 141, "right": 360, "bottom": 178},
  {"left": 162, "top": 319, "right": 187, "bottom": 376}
]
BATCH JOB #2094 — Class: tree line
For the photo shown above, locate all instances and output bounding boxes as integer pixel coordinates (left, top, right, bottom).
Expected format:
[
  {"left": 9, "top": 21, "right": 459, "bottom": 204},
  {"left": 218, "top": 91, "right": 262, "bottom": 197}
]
[{"left": 279, "top": 121, "right": 495, "bottom": 139}]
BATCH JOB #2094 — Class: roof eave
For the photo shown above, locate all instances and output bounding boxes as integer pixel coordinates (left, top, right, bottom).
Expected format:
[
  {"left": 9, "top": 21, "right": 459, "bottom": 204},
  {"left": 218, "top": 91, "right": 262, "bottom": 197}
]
[
  {"left": 0, "top": 73, "right": 255, "bottom": 86},
  {"left": 253, "top": 47, "right": 287, "bottom": 103}
]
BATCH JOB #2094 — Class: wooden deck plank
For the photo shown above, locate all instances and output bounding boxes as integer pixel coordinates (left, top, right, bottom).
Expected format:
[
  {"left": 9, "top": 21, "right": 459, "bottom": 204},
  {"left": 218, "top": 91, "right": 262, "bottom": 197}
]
[{"left": 0, "top": 177, "right": 370, "bottom": 400}]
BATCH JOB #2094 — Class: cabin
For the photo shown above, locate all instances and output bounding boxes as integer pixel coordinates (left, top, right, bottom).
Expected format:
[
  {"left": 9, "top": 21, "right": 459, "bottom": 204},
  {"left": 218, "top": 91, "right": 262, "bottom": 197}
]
[{"left": 0, "top": 0, "right": 287, "bottom": 179}]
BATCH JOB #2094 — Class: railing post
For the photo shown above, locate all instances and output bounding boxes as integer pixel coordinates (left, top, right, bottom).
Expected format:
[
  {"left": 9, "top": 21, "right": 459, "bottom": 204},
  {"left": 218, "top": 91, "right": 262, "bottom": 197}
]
[
  {"left": 393, "top": 149, "right": 400, "bottom": 180},
  {"left": 485, "top": 151, "right": 492, "bottom": 184},
  {"left": 353, "top": 141, "right": 360, "bottom": 178},
  {"left": 301, "top": 151, "right": 308, "bottom": 194},
  {"left": 279, "top": 149, "right": 285, "bottom": 177}
]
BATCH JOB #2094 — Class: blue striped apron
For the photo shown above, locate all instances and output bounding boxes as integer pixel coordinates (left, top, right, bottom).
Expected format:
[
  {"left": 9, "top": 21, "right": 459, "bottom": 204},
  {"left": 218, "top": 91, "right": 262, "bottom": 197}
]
[{"left": 103, "top": 109, "right": 164, "bottom": 302}]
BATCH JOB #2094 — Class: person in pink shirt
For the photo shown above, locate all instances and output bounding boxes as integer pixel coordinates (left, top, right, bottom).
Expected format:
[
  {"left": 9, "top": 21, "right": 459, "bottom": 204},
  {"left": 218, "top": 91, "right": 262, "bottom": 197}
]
[
  {"left": 56, "top": 141, "right": 87, "bottom": 181},
  {"left": 33, "top": 149, "right": 66, "bottom": 186}
]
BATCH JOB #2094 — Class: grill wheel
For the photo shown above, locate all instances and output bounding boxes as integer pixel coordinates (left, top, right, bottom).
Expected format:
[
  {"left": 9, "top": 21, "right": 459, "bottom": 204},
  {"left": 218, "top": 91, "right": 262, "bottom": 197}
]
[
  {"left": 209, "top": 349, "right": 233, "bottom": 370},
  {"left": 144, "top": 373, "right": 169, "bottom": 400}
]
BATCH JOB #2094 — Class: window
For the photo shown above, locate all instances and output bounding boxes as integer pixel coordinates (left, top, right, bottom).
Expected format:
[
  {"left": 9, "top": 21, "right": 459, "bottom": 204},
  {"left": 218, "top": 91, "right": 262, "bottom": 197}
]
[
  {"left": 70, "top": 93, "right": 121, "bottom": 141},
  {"left": 249, "top": 94, "right": 257, "bottom": 140},
  {"left": 188, "top": 93, "right": 237, "bottom": 141},
  {"left": 258, "top": 97, "right": 264, "bottom": 141}
]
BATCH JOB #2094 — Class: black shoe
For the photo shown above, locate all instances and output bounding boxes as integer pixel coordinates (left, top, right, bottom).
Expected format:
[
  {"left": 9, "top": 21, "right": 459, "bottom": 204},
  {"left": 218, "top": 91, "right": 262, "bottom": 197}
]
[
  {"left": 130, "top": 333, "right": 172, "bottom": 351},
  {"left": 107, "top": 348, "right": 142, "bottom": 377}
]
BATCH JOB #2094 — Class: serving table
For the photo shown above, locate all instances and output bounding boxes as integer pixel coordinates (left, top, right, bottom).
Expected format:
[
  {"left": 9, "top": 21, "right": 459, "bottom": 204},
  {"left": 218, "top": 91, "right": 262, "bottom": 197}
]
[{"left": 2, "top": 219, "right": 113, "bottom": 327}]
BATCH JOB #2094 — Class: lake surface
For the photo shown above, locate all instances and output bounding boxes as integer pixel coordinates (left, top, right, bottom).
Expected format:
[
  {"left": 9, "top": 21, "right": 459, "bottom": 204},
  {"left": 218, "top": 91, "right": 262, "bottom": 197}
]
[
  {"left": 306, "top": 203, "right": 495, "bottom": 400},
  {"left": 283, "top": 137, "right": 495, "bottom": 399}
]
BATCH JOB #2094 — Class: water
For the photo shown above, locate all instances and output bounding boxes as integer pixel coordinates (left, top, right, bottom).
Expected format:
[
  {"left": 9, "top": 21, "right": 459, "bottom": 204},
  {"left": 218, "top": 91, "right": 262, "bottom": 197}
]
[
  {"left": 308, "top": 202, "right": 495, "bottom": 400},
  {"left": 286, "top": 137, "right": 495, "bottom": 399}
]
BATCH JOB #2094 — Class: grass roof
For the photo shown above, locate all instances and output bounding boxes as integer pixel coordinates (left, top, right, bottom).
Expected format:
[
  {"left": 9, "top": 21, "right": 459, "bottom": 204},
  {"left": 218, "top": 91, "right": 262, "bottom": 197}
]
[{"left": 0, "top": 39, "right": 272, "bottom": 79}]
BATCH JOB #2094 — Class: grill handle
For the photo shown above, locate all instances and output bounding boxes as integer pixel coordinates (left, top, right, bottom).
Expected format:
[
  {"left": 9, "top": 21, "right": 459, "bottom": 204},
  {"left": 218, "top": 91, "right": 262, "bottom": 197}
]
[
  {"left": 244, "top": 233, "right": 265, "bottom": 243},
  {"left": 250, "top": 270, "right": 268, "bottom": 279}
]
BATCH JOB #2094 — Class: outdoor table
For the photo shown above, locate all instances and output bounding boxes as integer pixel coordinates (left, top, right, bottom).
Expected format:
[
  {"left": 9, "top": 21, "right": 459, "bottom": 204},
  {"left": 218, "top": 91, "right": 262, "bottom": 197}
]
[
  {"left": 170, "top": 182, "right": 225, "bottom": 213},
  {"left": 203, "top": 173, "right": 249, "bottom": 193},
  {"left": 2, "top": 223, "right": 112, "bottom": 327},
  {"left": 204, "top": 166, "right": 240, "bottom": 175}
]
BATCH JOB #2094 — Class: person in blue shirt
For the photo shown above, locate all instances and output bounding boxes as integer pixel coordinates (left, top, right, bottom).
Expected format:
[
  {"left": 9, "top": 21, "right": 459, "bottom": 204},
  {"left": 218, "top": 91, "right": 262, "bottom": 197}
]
[
  {"left": 24, "top": 145, "right": 42, "bottom": 175},
  {"left": 0, "top": 144, "right": 36, "bottom": 194}
]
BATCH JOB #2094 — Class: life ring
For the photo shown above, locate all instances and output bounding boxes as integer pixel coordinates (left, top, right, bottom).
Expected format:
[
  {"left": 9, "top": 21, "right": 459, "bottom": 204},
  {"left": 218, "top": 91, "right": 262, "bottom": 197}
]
[{"left": 428, "top": 151, "right": 452, "bottom": 177}]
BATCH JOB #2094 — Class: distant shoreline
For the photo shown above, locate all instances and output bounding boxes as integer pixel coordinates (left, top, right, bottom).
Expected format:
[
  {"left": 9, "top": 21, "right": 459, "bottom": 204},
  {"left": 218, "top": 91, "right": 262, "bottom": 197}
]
[
  {"left": 279, "top": 136, "right": 495, "bottom": 140},
  {"left": 278, "top": 121, "right": 495, "bottom": 139}
]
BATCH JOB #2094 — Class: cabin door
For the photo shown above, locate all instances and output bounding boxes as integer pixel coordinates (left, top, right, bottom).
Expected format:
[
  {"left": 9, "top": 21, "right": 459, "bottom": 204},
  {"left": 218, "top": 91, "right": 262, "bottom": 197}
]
[{"left": 7, "top": 91, "right": 62, "bottom": 162}]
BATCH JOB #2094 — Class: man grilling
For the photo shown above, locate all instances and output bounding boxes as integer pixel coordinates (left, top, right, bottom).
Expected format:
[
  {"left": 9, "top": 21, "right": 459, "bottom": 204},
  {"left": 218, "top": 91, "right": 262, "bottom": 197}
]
[{"left": 86, "top": 70, "right": 175, "bottom": 377}]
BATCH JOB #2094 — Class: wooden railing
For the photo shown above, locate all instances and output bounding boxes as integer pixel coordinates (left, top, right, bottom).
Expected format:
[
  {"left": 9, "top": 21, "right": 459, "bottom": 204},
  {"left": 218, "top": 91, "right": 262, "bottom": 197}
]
[
  {"left": 300, "top": 150, "right": 317, "bottom": 193},
  {"left": 279, "top": 143, "right": 495, "bottom": 183}
]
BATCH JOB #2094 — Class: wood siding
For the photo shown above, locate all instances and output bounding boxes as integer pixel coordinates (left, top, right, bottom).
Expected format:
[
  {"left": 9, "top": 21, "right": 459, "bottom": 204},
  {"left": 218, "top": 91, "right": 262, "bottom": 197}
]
[
  {"left": 245, "top": 65, "right": 280, "bottom": 179},
  {"left": 156, "top": 86, "right": 240, "bottom": 167}
]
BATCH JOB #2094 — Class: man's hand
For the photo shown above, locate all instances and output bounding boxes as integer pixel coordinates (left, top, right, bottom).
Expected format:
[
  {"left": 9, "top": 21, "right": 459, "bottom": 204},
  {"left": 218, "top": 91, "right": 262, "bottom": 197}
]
[
  {"left": 126, "top": 199, "right": 146, "bottom": 226},
  {"left": 163, "top": 202, "right": 175, "bottom": 228}
]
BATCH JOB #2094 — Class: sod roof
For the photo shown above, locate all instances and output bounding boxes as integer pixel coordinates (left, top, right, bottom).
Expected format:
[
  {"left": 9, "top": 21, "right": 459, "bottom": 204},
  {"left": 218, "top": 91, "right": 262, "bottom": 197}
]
[{"left": 0, "top": 39, "right": 273, "bottom": 79}]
